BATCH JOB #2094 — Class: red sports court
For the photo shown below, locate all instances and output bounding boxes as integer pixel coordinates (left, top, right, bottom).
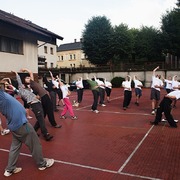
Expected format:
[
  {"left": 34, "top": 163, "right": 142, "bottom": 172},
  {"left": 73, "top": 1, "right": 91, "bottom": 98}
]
[{"left": 0, "top": 88, "right": 180, "bottom": 180}]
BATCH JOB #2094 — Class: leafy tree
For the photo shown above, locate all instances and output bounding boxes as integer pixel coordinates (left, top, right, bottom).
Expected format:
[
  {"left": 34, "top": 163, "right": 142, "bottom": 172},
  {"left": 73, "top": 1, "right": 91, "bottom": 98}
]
[
  {"left": 134, "top": 26, "right": 164, "bottom": 61},
  {"left": 161, "top": 0, "right": 180, "bottom": 56},
  {"left": 111, "top": 24, "right": 133, "bottom": 63},
  {"left": 82, "top": 16, "right": 113, "bottom": 65}
]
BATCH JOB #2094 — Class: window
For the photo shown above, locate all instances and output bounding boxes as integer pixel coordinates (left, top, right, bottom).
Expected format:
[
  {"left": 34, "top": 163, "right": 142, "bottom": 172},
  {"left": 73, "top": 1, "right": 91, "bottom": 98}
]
[
  {"left": 50, "top": 63, "right": 53, "bottom": 68},
  {"left": 61, "top": 56, "right": 63, "bottom": 61},
  {"left": 44, "top": 46, "right": 47, "bottom": 53},
  {"left": 70, "top": 55, "right": 72, "bottom": 60},
  {"left": 0, "top": 36, "right": 23, "bottom": 54},
  {"left": 50, "top": 47, "right": 53, "bottom": 55},
  {"left": 74, "top": 54, "right": 76, "bottom": 59}
]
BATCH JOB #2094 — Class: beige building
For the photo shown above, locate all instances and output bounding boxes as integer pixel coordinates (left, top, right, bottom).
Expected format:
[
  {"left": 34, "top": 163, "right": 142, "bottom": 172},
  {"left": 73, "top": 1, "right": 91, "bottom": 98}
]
[
  {"left": 0, "top": 9, "right": 63, "bottom": 79},
  {"left": 56, "top": 39, "right": 94, "bottom": 68}
]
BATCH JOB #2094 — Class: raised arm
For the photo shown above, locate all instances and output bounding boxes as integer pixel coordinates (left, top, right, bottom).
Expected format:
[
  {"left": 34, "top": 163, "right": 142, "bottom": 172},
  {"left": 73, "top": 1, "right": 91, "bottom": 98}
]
[
  {"left": 21, "top": 68, "right": 34, "bottom": 81},
  {"left": 152, "top": 66, "right": 159, "bottom": 76},
  {"left": 11, "top": 71, "right": 23, "bottom": 88},
  {"left": 49, "top": 71, "right": 55, "bottom": 80}
]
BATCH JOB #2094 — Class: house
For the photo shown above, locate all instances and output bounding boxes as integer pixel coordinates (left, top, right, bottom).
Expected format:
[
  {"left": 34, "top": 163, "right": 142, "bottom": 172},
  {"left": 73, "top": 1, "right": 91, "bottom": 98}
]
[
  {"left": 56, "top": 39, "right": 94, "bottom": 68},
  {"left": 0, "top": 9, "right": 63, "bottom": 79}
]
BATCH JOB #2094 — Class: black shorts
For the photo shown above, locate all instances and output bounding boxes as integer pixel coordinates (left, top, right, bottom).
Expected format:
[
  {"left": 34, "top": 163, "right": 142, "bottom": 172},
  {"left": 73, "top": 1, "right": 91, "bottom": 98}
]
[{"left": 150, "top": 88, "right": 160, "bottom": 100}]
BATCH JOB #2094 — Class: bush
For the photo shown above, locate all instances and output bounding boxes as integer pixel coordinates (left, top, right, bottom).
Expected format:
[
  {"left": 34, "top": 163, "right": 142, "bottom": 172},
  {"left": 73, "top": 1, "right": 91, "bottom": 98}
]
[{"left": 111, "top": 77, "right": 125, "bottom": 88}]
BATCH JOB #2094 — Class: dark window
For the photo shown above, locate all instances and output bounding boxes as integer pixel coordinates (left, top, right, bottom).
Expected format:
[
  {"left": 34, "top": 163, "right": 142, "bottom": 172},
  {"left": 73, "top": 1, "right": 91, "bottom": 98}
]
[
  {"left": 44, "top": 46, "right": 47, "bottom": 53},
  {"left": 0, "top": 36, "right": 23, "bottom": 54},
  {"left": 50, "top": 47, "right": 53, "bottom": 54}
]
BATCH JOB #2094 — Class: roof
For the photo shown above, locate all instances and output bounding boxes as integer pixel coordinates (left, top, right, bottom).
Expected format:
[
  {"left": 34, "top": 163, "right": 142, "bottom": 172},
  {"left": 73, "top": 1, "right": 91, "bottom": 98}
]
[
  {"left": 57, "top": 41, "right": 82, "bottom": 51},
  {"left": 0, "top": 9, "right": 63, "bottom": 40}
]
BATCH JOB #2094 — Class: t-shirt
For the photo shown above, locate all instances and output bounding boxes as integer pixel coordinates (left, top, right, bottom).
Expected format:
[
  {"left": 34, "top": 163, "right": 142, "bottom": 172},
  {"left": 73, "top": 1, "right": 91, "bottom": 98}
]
[
  {"left": 164, "top": 79, "right": 172, "bottom": 90},
  {"left": 167, "top": 90, "right": 180, "bottom": 100},
  {"left": 134, "top": 79, "right": 143, "bottom": 90},
  {"left": 60, "top": 85, "right": 69, "bottom": 99},
  {"left": 0, "top": 90, "right": 27, "bottom": 131},
  {"left": 122, "top": 81, "right": 132, "bottom": 91},
  {"left": 151, "top": 76, "right": 163, "bottom": 91}
]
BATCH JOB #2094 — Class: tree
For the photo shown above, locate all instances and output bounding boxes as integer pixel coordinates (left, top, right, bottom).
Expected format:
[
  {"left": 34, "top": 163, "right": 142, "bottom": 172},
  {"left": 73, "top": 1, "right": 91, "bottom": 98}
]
[
  {"left": 161, "top": 0, "right": 180, "bottom": 56},
  {"left": 82, "top": 16, "right": 113, "bottom": 65},
  {"left": 111, "top": 23, "right": 133, "bottom": 63},
  {"left": 134, "top": 26, "right": 164, "bottom": 61}
]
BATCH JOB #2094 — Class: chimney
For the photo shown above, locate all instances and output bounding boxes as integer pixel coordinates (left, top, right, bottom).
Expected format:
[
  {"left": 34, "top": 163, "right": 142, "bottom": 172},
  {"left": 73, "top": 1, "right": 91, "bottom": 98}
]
[{"left": 74, "top": 39, "right": 77, "bottom": 43}]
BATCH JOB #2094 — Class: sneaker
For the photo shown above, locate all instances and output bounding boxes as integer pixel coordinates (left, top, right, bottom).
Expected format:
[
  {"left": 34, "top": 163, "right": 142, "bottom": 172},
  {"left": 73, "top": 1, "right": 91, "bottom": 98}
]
[
  {"left": 27, "top": 116, "right": 33, "bottom": 119},
  {"left": 53, "top": 124, "right": 62, "bottom": 128},
  {"left": 38, "top": 158, "right": 54, "bottom": 170},
  {"left": 161, "top": 119, "right": 167, "bottom": 122},
  {"left": 101, "top": 104, "right": 106, "bottom": 107},
  {"left": 93, "top": 110, "right": 99, "bottom": 113},
  {"left": 44, "top": 133, "right": 53, "bottom": 141},
  {"left": 151, "top": 110, "right": 155, "bottom": 115},
  {"left": 4, "top": 167, "right": 22, "bottom": 177},
  {"left": 1, "top": 129, "right": 10, "bottom": 136},
  {"left": 60, "top": 115, "right": 66, "bottom": 119},
  {"left": 74, "top": 103, "right": 79, "bottom": 107},
  {"left": 174, "top": 119, "right": 179, "bottom": 123},
  {"left": 71, "top": 116, "right": 77, "bottom": 120}
]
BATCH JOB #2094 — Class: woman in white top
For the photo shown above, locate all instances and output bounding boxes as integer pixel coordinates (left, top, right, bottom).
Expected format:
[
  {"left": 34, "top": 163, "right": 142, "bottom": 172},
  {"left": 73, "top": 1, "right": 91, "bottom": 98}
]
[
  {"left": 57, "top": 78, "right": 77, "bottom": 120},
  {"left": 104, "top": 79, "right": 112, "bottom": 103},
  {"left": 122, "top": 75, "right": 132, "bottom": 110}
]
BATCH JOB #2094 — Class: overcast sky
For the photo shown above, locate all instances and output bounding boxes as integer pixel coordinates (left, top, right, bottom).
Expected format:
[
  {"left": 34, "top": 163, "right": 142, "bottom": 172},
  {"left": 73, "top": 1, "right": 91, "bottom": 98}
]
[{"left": 1, "top": 0, "right": 177, "bottom": 45}]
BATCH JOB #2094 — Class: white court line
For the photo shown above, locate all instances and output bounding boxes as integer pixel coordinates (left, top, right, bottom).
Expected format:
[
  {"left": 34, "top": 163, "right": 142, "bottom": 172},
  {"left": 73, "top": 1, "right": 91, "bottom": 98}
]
[
  {"left": 0, "top": 142, "right": 162, "bottom": 180},
  {"left": 118, "top": 125, "right": 155, "bottom": 173}
]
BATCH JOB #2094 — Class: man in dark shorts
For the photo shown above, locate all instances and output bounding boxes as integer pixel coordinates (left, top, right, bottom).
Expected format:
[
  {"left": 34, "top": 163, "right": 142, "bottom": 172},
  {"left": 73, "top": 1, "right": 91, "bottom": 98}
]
[{"left": 150, "top": 66, "right": 164, "bottom": 115}]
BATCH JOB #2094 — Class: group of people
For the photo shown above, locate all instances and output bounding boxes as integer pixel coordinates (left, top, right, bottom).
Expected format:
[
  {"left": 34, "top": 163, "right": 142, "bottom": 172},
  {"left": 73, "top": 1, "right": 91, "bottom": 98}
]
[
  {"left": 0, "top": 66, "right": 179, "bottom": 177},
  {"left": 121, "top": 66, "right": 180, "bottom": 128}
]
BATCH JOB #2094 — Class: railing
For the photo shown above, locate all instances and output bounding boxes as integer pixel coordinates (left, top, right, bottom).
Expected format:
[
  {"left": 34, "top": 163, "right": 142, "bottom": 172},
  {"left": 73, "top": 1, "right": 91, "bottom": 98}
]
[{"left": 38, "top": 61, "right": 180, "bottom": 75}]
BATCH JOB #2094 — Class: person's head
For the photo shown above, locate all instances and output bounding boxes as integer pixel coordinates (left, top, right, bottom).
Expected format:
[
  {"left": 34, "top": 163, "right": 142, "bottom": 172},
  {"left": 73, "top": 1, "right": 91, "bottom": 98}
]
[
  {"left": 168, "top": 76, "right": 172, "bottom": 80},
  {"left": 24, "top": 76, "right": 31, "bottom": 84},
  {"left": 125, "top": 76, "right": 130, "bottom": 81}
]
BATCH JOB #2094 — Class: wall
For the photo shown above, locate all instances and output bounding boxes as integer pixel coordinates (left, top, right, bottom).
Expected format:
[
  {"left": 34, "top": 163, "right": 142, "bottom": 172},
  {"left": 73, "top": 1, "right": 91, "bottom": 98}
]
[
  {"left": 0, "top": 39, "right": 38, "bottom": 73},
  {"left": 62, "top": 70, "right": 180, "bottom": 87}
]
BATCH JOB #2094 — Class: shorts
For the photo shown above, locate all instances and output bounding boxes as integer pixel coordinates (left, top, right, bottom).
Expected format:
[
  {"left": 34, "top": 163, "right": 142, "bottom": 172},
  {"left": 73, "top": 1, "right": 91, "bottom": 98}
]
[
  {"left": 135, "top": 88, "right": 142, "bottom": 97},
  {"left": 150, "top": 88, "right": 160, "bottom": 100}
]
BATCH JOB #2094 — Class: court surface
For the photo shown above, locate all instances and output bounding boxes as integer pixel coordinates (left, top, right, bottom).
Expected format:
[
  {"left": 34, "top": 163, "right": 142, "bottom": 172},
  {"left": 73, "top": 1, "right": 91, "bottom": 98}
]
[{"left": 0, "top": 88, "right": 180, "bottom": 180}]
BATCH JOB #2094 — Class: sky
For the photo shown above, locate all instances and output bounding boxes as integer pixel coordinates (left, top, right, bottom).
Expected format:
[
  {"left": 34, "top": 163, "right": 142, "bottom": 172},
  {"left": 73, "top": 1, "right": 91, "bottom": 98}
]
[{"left": 1, "top": 0, "right": 177, "bottom": 45}]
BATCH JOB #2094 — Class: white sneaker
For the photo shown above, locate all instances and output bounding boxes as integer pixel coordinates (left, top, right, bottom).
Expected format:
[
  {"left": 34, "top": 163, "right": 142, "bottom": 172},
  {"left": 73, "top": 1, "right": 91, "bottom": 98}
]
[
  {"left": 161, "top": 119, "right": 167, "bottom": 122},
  {"left": 93, "top": 110, "right": 99, "bottom": 113},
  {"left": 151, "top": 111, "right": 155, "bottom": 115},
  {"left": 174, "top": 119, "right": 179, "bottom": 123},
  {"left": 101, "top": 104, "right": 106, "bottom": 107},
  {"left": 38, "top": 158, "right": 54, "bottom": 170},
  {"left": 4, "top": 167, "right": 22, "bottom": 177},
  {"left": 27, "top": 116, "right": 33, "bottom": 119},
  {"left": 1, "top": 129, "right": 10, "bottom": 136}
]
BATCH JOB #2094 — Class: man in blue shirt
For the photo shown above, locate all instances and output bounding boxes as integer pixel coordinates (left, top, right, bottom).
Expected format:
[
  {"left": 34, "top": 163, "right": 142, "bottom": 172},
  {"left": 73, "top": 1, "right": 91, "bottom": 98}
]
[{"left": 0, "top": 86, "right": 54, "bottom": 177}]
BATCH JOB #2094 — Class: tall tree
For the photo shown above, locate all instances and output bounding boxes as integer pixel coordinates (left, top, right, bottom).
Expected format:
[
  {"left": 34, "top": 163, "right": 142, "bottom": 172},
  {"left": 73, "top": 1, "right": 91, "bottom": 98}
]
[
  {"left": 161, "top": 0, "right": 180, "bottom": 56},
  {"left": 82, "top": 16, "right": 113, "bottom": 65},
  {"left": 134, "top": 26, "right": 163, "bottom": 61},
  {"left": 111, "top": 23, "right": 133, "bottom": 63}
]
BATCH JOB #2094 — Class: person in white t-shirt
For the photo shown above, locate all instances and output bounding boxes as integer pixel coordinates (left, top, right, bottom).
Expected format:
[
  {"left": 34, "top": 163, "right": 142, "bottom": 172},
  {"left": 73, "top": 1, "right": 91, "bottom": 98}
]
[
  {"left": 150, "top": 66, "right": 164, "bottom": 115},
  {"left": 74, "top": 77, "right": 84, "bottom": 107},
  {"left": 57, "top": 77, "right": 77, "bottom": 120},
  {"left": 104, "top": 79, "right": 112, "bottom": 103},
  {"left": 171, "top": 75, "right": 180, "bottom": 108},
  {"left": 163, "top": 76, "right": 172, "bottom": 93},
  {"left": 133, "top": 75, "right": 143, "bottom": 106},
  {"left": 150, "top": 90, "right": 180, "bottom": 128},
  {"left": 122, "top": 75, "right": 132, "bottom": 110}
]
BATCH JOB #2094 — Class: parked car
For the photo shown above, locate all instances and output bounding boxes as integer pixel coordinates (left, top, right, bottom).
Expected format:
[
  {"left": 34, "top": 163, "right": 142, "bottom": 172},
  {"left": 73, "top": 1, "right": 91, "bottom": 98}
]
[{"left": 69, "top": 81, "right": 77, "bottom": 91}]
